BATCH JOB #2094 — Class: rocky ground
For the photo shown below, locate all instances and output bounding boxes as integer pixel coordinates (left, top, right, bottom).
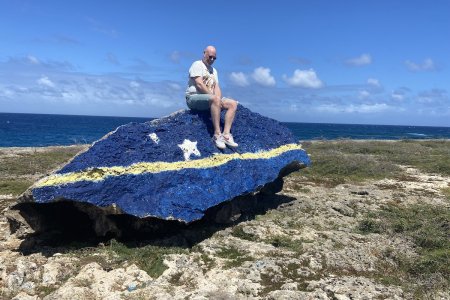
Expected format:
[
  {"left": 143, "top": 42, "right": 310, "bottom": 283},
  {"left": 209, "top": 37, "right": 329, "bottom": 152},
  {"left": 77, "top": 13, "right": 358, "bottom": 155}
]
[{"left": 0, "top": 141, "right": 449, "bottom": 299}]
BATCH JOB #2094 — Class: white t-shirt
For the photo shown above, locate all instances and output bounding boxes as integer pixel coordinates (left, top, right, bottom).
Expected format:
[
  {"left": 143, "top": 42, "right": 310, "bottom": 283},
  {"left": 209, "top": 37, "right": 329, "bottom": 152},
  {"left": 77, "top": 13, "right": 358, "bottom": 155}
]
[{"left": 186, "top": 60, "right": 219, "bottom": 95}]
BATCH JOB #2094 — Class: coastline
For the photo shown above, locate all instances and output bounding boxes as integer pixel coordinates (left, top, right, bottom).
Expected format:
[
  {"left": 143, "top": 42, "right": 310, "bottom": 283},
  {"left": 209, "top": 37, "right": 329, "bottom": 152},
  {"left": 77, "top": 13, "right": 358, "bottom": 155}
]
[
  {"left": 2, "top": 111, "right": 450, "bottom": 147},
  {"left": 2, "top": 138, "right": 450, "bottom": 150},
  {"left": 0, "top": 140, "right": 449, "bottom": 299}
]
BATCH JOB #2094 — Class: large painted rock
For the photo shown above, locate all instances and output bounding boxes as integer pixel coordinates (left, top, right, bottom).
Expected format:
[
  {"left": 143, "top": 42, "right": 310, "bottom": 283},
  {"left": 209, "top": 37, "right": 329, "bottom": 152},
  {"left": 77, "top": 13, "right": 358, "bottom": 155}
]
[{"left": 28, "top": 105, "right": 310, "bottom": 223}]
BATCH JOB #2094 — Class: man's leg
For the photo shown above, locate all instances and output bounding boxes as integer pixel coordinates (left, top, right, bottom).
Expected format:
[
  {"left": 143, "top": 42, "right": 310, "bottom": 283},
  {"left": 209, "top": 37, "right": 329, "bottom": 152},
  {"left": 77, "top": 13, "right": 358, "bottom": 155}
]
[
  {"left": 220, "top": 98, "right": 238, "bottom": 148},
  {"left": 209, "top": 95, "right": 222, "bottom": 136},
  {"left": 221, "top": 98, "right": 238, "bottom": 135}
]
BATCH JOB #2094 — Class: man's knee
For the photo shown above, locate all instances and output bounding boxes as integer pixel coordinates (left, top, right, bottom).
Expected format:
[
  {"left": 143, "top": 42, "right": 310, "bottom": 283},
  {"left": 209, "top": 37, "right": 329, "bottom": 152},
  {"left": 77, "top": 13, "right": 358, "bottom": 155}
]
[
  {"left": 209, "top": 95, "right": 221, "bottom": 106},
  {"left": 224, "top": 98, "right": 238, "bottom": 110}
]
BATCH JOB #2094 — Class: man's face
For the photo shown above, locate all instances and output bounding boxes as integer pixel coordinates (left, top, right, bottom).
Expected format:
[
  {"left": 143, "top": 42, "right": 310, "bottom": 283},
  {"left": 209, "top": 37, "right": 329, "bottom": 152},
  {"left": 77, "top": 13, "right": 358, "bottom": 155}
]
[{"left": 203, "top": 49, "right": 217, "bottom": 65}]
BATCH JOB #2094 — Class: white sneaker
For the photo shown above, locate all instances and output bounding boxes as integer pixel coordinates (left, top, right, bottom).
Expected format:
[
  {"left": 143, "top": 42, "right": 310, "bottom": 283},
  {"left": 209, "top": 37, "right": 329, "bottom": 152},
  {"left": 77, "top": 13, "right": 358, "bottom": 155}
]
[
  {"left": 223, "top": 134, "right": 238, "bottom": 148},
  {"left": 213, "top": 134, "right": 226, "bottom": 149}
]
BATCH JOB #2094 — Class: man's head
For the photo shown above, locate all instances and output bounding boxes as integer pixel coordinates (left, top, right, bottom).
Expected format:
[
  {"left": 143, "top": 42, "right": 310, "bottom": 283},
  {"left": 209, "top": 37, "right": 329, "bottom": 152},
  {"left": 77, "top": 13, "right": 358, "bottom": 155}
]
[{"left": 203, "top": 45, "right": 217, "bottom": 66}]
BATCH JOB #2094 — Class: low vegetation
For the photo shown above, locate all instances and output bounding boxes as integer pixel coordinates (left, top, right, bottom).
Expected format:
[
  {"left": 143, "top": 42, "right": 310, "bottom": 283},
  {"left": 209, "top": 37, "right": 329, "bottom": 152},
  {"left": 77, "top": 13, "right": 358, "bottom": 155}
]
[
  {"left": 0, "top": 146, "right": 85, "bottom": 177},
  {"left": 0, "top": 178, "right": 32, "bottom": 196},
  {"left": 216, "top": 246, "right": 253, "bottom": 269},
  {"left": 68, "top": 239, "right": 187, "bottom": 278},
  {"left": 300, "top": 140, "right": 450, "bottom": 186},
  {"left": 358, "top": 203, "right": 450, "bottom": 296},
  {"left": 442, "top": 187, "right": 450, "bottom": 200},
  {"left": 0, "top": 145, "right": 85, "bottom": 197},
  {"left": 105, "top": 239, "right": 187, "bottom": 278}
]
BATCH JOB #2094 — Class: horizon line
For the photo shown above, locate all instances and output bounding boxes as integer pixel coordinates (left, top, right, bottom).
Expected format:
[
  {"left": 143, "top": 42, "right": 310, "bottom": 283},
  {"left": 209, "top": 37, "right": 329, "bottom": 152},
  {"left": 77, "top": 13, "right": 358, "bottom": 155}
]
[{"left": 1, "top": 111, "right": 449, "bottom": 128}]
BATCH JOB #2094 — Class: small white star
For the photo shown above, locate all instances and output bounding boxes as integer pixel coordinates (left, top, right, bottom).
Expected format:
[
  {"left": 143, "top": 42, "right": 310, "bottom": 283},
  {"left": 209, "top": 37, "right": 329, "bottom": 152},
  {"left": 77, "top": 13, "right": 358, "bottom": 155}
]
[
  {"left": 178, "top": 139, "right": 201, "bottom": 161},
  {"left": 148, "top": 133, "right": 160, "bottom": 144}
]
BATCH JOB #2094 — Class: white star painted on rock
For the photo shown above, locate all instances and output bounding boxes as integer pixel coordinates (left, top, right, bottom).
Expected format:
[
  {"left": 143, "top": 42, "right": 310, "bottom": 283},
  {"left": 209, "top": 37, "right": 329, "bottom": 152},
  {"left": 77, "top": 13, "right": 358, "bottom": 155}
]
[
  {"left": 148, "top": 133, "right": 160, "bottom": 144},
  {"left": 178, "top": 139, "right": 201, "bottom": 161}
]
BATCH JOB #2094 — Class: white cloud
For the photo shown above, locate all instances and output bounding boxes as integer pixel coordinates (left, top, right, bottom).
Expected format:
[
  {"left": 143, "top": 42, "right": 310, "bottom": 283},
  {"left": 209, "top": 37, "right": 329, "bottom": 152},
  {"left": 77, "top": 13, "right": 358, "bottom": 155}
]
[
  {"left": 417, "top": 89, "right": 448, "bottom": 104},
  {"left": 391, "top": 92, "right": 405, "bottom": 101},
  {"left": 346, "top": 54, "right": 372, "bottom": 66},
  {"left": 37, "top": 76, "right": 55, "bottom": 88},
  {"left": 316, "top": 103, "right": 391, "bottom": 114},
  {"left": 282, "top": 69, "right": 323, "bottom": 88},
  {"left": 61, "top": 91, "right": 83, "bottom": 104},
  {"left": 349, "top": 103, "right": 391, "bottom": 113},
  {"left": 229, "top": 72, "right": 249, "bottom": 87},
  {"left": 0, "top": 88, "right": 15, "bottom": 98},
  {"left": 358, "top": 90, "right": 370, "bottom": 99},
  {"left": 27, "top": 55, "right": 40, "bottom": 65},
  {"left": 404, "top": 58, "right": 436, "bottom": 72},
  {"left": 168, "top": 83, "right": 181, "bottom": 90},
  {"left": 0, "top": 57, "right": 185, "bottom": 117},
  {"left": 289, "top": 104, "right": 298, "bottom": 112},
  {"left": 129, "top": 81, "right": 140, "bottom": 88},
  {"left": 251, "top": 67, "right": 276, "bottom": 87},
  {"left": 367, "top": 78, "right": 380, "bottom": 87}
]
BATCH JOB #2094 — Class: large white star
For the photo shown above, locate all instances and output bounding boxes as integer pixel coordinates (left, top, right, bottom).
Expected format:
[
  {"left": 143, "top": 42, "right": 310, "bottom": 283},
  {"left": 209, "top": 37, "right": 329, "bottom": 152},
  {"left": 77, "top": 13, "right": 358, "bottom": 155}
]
[{"left": 178, "top": 139, "right": 201, "bottom": 161}]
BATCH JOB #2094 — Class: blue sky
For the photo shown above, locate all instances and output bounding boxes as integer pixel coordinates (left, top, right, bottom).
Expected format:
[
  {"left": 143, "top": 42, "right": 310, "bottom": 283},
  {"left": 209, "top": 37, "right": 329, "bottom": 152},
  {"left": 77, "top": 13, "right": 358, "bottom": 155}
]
[{"left": 1, "top": 0, "right": 449, "bottom": 126}]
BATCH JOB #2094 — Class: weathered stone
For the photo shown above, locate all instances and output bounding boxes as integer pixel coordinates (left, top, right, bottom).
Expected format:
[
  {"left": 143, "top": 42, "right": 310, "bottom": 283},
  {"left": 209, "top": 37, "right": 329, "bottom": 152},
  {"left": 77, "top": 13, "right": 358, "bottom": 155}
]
[
  {"left": 6, "top": 259, "right": 39, "bottom": 293},
  {"left": 43, "top": 262, "right": 152, "bottom": 300},
  {"left": 10, "top": 106, "right": 309, "bottom": 235},
  {"left": 329, "top": 202, "right": 355, "bottom": 217},
  {"left": 11, "top": 292, "right": 38, "bottom": 300},
  {"left": 306, "top": 276, "right": 404, "bottom": 299},
  {"left": 33, "top": 256, "right": 77, "bottom": 292}
]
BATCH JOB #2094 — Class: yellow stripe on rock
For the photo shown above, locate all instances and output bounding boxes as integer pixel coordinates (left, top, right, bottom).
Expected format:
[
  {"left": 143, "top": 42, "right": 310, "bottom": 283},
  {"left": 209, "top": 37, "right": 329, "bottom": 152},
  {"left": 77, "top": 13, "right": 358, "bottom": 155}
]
[{"left": 36, "top": 143, "right": 303, "bottom": 187}]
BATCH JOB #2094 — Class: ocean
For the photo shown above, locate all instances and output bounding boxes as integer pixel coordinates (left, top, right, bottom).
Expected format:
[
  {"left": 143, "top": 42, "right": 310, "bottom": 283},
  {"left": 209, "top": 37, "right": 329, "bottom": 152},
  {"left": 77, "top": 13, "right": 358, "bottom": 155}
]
[{"left": 1, "top": 112, "right": 449, "bottom": 147}]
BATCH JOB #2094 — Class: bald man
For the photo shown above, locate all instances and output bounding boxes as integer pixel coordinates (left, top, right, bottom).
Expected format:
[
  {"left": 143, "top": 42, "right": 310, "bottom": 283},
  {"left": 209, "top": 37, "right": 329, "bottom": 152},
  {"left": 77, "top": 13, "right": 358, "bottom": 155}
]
[{"left": 185, "top": 46, "right": 239, "bottom": 149}]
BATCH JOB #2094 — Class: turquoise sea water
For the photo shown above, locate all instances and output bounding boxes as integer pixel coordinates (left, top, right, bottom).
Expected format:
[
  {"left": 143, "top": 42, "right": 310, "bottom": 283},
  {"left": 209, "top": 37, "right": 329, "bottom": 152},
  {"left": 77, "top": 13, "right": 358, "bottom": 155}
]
[{"left": 1, "top": 112, "right": 449, "bottom": 147}]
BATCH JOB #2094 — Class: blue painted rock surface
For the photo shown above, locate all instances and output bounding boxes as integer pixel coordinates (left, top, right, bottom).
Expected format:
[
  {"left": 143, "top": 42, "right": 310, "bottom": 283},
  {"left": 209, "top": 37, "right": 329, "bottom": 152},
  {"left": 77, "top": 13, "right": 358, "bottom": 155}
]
[{"left": 30, "top": 105, "right": 310, "bottom": 222}]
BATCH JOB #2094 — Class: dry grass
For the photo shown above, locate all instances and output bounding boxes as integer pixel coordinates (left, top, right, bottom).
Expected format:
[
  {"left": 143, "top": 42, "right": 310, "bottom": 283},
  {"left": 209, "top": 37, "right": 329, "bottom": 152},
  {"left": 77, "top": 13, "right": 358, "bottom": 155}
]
[
  {"left": 0, "top": 145, "right": 86, "bottom": 196},
  {"left": 358, "top": 203, "right": 450, "bottom": 296},
  {"left": 299, "top": 140, "right": 450, "bottom": 186}
]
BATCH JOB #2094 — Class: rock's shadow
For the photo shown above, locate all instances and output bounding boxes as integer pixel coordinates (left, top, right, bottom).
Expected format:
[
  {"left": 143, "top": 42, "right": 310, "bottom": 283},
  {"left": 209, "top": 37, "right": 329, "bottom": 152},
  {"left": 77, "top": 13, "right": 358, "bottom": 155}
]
[{"left": 12, "top": 191, "right": 296, "bottom": 256}]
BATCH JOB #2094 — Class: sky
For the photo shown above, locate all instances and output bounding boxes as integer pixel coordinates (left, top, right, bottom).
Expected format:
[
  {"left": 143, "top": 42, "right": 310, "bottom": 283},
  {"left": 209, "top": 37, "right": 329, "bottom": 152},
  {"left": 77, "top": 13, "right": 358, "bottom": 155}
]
[{"left": 0, "top": 0, "right": 449, "bottom": 126}]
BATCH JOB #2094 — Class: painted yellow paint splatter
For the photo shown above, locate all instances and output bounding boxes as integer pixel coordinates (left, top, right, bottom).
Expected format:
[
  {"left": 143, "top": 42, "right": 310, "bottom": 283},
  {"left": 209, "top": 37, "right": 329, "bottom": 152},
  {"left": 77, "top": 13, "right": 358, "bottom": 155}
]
[{"left": 36, "top": 143, "right": 303, "bottom": 187}]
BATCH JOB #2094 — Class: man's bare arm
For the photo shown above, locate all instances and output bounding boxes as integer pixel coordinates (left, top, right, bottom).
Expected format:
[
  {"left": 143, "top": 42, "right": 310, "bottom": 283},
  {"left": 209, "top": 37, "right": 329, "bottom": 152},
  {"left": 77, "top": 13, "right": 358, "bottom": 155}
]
[{"left": 193, "top": 77, "right": 211, "bottom": 94}]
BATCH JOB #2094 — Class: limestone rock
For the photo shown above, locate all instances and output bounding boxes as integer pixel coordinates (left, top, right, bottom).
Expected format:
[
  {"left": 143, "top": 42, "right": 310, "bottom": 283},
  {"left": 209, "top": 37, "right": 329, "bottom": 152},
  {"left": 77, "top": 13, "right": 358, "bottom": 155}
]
[
  {"left": 306, "top": 276, "right": 404, "bottom": 299},
  {"left": 43, "top": 262, "right": 152, "bottom": 300},
  {"left": 6, "top": 259, "right": 40, "bottom": 293},
  {"left": 11, "top": 292, "right": 39, "bottom": 300}
]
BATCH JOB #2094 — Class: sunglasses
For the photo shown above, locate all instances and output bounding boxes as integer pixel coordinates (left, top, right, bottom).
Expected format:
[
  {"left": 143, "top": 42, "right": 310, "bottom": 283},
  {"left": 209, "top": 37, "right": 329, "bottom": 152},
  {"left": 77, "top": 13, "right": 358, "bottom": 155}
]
[{"left": 208, "top": 55, "right": 217, "bottom": 60}]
